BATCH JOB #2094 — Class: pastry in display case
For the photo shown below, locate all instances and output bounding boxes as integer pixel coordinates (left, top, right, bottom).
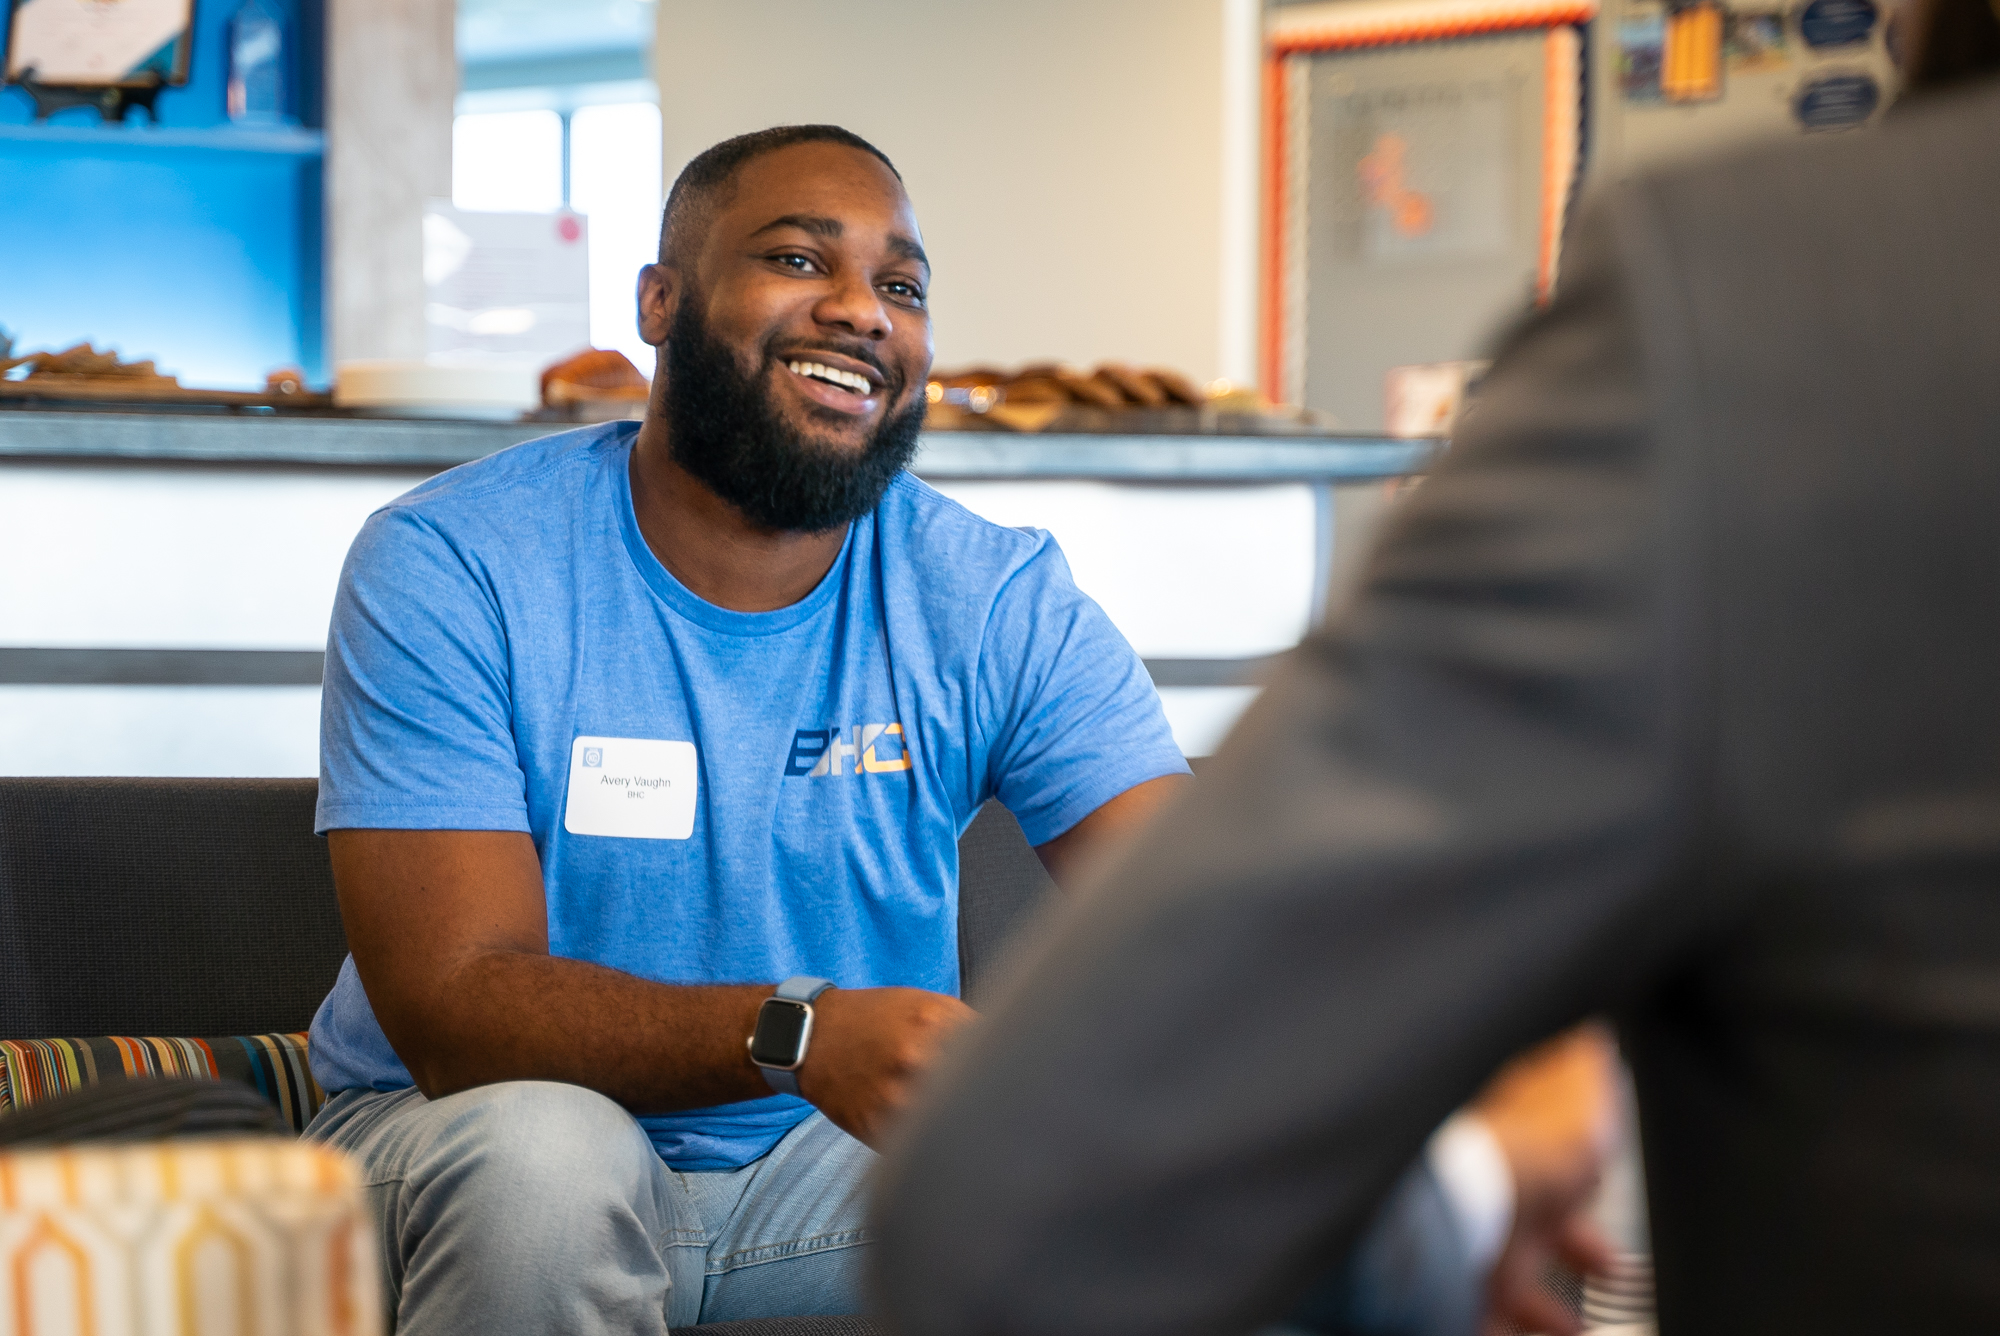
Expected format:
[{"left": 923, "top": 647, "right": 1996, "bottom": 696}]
[
  {"left": 534, "top": 348, "right": 651, "bottom": 420},
  {"left": 0, "top": 338, "right": 329, "bottom": 407},
  {"left": 0, "top": 330, "right": 1339, "bottom": 438},
  {"left": 925, "top": 361, "right": 1309, "bottom": 434}
]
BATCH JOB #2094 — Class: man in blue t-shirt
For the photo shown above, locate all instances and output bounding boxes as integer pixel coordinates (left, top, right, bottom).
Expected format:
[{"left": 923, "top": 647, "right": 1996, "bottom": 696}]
[{"left": 308, "top": 124, "right": 1612, "bottom": 1336}]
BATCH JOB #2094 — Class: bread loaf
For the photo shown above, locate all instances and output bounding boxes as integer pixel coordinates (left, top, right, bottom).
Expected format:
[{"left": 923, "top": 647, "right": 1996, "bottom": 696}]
[
  {"left": 1145, "top": 367, "right": 1205, "bottom": 406},
  {"left": 541, "top": 348, "right": 649, "bottom": 406},
  {"left": 1056, "top": 367, "right": 1124, "bottom": 407},
  {"left": 1094, "top": 362, "right": 1166, "bottom": 407},
  {"left": 1002, "top": 376, "right": 1070, "bottom": 405}
]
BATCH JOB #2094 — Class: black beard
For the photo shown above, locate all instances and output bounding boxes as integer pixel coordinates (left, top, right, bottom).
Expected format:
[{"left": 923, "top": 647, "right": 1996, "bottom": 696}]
[{"left": 662, "top": 297, "right": 925, "bottom": 533}]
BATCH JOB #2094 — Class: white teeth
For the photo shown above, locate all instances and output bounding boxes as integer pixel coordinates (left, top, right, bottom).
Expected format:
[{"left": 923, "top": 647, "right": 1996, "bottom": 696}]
[{"left": 788, "top": 360, "right": 873, "bottom": 395}]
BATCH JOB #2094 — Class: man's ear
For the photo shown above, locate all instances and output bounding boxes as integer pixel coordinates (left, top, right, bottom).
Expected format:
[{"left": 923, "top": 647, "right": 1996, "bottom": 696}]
[{"left": 637, "top": 263, "right": 678, "bottom": 347}]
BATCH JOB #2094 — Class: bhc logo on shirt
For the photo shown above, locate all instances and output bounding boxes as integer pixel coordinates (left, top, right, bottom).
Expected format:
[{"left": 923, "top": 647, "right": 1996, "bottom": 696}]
[{"left": 785, "top": 724, "right": 914, "bottom": 777}]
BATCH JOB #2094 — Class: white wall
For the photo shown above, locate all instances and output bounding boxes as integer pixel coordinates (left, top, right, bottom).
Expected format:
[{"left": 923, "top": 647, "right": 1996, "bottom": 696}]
[{"left": 653, "top": 0, "right": 1261, "bottom": 384}]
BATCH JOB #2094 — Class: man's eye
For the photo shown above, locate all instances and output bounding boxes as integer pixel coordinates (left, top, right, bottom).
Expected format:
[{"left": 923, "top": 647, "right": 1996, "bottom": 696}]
[
  {"left": 883, "top": 281, "right": 925, "bottom": 305},
  {"left": 774, "top": 254, "right": 817, "bottom": 272}
]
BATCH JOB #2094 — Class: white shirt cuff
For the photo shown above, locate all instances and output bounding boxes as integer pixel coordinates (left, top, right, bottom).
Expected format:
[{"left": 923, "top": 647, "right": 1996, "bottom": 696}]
[{"left": 1425, "top": 1112, "right": 1516, "bottom": 1274}]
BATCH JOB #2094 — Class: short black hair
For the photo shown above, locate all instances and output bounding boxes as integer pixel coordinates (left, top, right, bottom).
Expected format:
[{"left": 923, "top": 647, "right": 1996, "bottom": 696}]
[{"left": 657, "top": 124, "right": 902, "bottom": 268}]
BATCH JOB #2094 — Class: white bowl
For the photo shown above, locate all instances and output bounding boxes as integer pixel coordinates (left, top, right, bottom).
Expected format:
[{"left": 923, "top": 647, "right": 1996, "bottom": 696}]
[{"left": 334, "top": 360, "right": 538, "bottom": 412}]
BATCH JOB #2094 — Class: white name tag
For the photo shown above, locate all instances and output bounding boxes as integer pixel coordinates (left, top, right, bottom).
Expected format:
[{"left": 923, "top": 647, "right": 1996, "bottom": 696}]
[{"left": 563, "top": 736, "right": 698, "bottom": 840}]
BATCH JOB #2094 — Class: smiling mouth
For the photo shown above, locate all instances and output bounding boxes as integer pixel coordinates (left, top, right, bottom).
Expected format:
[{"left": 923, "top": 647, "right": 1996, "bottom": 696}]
[{"left": 785, "top": 359, "right": 878, "bottom": 396}]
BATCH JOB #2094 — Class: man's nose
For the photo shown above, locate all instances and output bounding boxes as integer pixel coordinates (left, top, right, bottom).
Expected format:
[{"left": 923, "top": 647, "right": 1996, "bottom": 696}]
[{"left": 812, "top": 270, "right": 892, "bottom": 341}]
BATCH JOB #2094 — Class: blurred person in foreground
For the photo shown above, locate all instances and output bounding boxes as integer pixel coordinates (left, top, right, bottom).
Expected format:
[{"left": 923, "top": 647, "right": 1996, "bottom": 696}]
[
  {"left": 302, "top": 123, "right": 1610, "bottom": 1334},
  {"left": 872, "top": 2, "right": 2000, "bottom": 1332}
]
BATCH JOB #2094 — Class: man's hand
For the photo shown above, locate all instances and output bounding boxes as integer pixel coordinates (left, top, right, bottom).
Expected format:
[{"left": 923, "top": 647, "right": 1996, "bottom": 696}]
[
  {"left": 796, "top": 987, "right": 976, "bottom": 1147},
  {"left": 1473, "top": 1024, "right": 1621, "bottom": 1336}
]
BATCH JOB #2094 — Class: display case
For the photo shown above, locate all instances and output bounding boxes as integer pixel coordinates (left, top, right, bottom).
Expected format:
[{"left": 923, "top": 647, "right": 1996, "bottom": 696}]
[{"left": 0, "top": 403, "right": 1441, "bottom": 774}]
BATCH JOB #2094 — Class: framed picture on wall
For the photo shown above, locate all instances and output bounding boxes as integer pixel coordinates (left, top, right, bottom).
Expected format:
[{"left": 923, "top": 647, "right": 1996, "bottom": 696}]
[
  {"left": 4, "top": 0, "right": 194, "bottom": 90},
  {"left": 1262, "top": 0, "right": 1595, "bottom": 428}
]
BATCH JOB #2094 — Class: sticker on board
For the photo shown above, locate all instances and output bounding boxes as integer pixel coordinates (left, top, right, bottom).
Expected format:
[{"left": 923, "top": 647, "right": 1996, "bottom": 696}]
[
  {"left": 1793, "top": 71, "right": 1881, "bottom": 128},
  {"left": 1725, "top": 9, "right": 1791, "bottom": 71},
  {"left": 1662, "top": 1, "right": 1726, "bottom": 101},
  {"left": 1799, "top": 0, "right": 1879, "bottom": 49},
  {"left": 1620, "top": 10, "right": 1666, "bottom": 100}
]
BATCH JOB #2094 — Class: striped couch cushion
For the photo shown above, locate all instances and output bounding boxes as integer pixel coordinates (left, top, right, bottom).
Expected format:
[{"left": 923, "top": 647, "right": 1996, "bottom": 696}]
[{"left": 0, "top": 1033, "right": 325, "bottom": 1133}]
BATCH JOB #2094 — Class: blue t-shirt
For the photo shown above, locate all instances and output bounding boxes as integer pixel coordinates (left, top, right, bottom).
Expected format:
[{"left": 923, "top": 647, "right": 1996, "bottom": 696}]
[{"left": 309, "top": 421, "right": 1186, "bottom": 1170}]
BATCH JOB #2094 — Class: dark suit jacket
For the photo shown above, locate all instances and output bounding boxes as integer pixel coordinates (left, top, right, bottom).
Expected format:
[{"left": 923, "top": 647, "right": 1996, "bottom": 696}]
[{"left": 871, "top": 75, "right": 2000, "bottom": 1336}]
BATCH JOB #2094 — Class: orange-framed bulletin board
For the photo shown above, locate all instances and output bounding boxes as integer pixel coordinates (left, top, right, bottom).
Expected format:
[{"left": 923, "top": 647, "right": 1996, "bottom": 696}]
[{"left": 1262, "top": 0, "right": 1597, "bottom": 418}]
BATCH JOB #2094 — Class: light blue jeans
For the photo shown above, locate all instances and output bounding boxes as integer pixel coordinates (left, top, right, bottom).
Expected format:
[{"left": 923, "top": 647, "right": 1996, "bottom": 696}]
[
  {"left": 311, "top": 1080, "right": 1478, "bottom": 1336},
  {"left": 307, "top": 1081, "right": 872, "bottom": 1334}
]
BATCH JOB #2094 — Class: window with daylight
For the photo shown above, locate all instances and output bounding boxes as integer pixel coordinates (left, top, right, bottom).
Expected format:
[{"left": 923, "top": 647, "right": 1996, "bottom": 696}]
[
  {"left": 452, "top": 110, "right": 566, "bottom": 213},
  {"left": 570, "top": 102, "right": 664, "bottom": 368}
]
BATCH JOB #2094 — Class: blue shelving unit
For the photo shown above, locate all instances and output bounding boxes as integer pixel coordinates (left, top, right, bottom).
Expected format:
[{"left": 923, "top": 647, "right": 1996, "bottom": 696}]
[{"left": 0, "top": 0, "right": 328, "bottom": 389}]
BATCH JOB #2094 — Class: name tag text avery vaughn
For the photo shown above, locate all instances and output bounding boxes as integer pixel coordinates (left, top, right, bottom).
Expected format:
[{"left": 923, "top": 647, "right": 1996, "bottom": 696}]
[{"left": 563, "top": 736, "right": 699, "bottom": 839}]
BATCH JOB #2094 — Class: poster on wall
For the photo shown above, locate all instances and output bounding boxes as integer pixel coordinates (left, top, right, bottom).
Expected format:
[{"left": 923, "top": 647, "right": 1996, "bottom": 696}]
[{"left": 1264, "top": 0, "right": 1590, "bottom": 429}]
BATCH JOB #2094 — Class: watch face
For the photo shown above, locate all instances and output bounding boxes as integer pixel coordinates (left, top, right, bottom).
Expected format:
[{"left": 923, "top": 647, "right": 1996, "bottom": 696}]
[{"left": 749, "top": 998, "right": 813, "bottom": 1068}]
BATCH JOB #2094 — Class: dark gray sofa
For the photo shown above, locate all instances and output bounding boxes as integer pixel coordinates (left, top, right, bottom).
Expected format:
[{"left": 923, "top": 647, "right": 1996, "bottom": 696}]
[{"left": 0, "top": 776, "right": 1063, "bottom": 1335}]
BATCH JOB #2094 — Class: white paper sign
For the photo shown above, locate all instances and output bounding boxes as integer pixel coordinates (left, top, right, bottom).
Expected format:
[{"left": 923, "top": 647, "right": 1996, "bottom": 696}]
[
  {"left": 563, "top": 736, "right": 697, "bottom": 840},
  {"left": 423, "top": 202, "right": 590, "bottom": 366}
]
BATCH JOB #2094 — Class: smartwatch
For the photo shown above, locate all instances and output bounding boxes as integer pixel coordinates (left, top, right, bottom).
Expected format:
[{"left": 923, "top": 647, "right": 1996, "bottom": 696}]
[{"left": 747, "top": 976, "right": 834, "bottom": 1096}]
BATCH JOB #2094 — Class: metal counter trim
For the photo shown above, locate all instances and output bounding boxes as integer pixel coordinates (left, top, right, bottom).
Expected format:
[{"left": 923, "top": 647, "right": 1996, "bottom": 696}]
[
  {"left": 0, "top": 647, "right": 1286, "bottom": 689},
  {"left": 0, "top": 411, "right": 1441, "bottom": 481}
]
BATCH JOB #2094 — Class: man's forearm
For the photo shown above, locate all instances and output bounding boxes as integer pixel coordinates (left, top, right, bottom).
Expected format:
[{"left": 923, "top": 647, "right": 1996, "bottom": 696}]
[
  {"left": 328, "top": 827, "right": 976, "bottom": 1143},
  {"left": 331, "top": 827, "right": 783, "bottom": 1113},
  {"left": 375, "top": 949, "right": 773, "bottom": 1112}
]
